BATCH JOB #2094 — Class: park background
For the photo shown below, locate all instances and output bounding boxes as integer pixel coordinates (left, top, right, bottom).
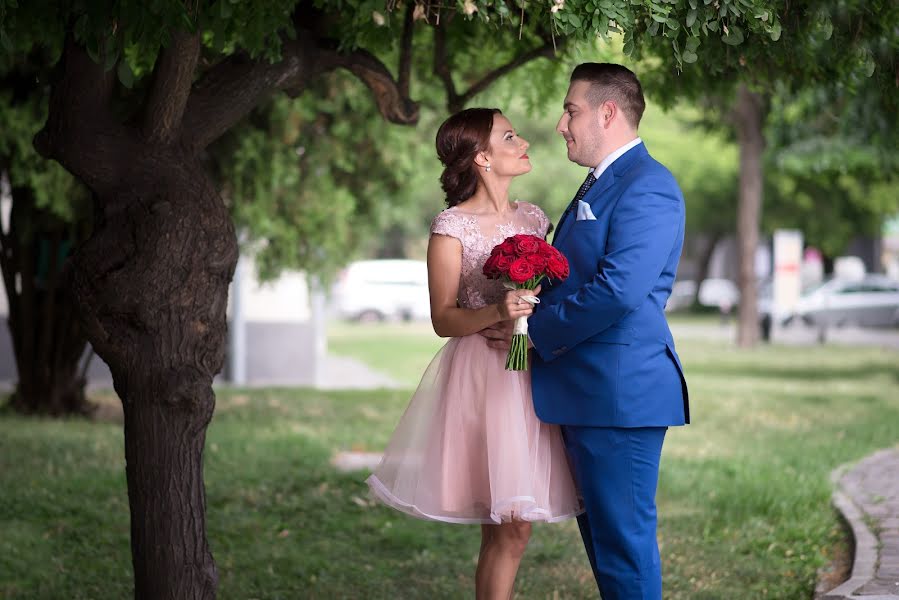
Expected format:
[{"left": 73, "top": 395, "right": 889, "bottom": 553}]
[{"left": 1, "top": 1, "right": 898, "bottom": 599}]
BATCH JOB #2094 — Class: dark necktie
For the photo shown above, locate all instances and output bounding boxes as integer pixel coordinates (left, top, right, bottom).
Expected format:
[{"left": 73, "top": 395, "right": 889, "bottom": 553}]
[
  {"left": 552, "top": 172, "right": 596, "bottom": 242},
  {"left": 567, "top": 171, "right": 597, "bottom": 214}
]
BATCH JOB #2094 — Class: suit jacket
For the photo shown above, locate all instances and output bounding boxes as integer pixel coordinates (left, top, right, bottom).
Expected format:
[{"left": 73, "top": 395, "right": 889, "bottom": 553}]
[{"left": 529, "top": 143, "right": 690, "bottom": 427}]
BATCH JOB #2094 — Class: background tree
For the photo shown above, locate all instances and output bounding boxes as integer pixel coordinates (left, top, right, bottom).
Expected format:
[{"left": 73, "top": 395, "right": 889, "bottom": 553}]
[
  {"left": 0, "top": 52, "right": 93, "bottom": 415},
  {"left": 0, "top": 1, "right": 784, "bottom": 597},
  {"left": 633, "top": 0, "right": 897, "bottom": 346},
  {"left": 764, "top": 80, "right": 899, "bottom": 261}
]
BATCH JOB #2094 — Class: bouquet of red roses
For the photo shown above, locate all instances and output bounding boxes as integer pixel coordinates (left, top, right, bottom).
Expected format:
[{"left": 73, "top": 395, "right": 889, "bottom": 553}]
[{"left": 482, "top": 234, "right": 570, "bottom": 370}]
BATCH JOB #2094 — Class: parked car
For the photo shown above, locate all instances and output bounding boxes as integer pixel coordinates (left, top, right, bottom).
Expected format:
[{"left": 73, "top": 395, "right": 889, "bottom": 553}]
[
  {"left": 665, "top": 280, "right": 697, "bottom": 312},
  {"left": 697, "top": 278, "right": 740, "bottom": 310},
  {"left": 664, "top": 278, "right": 739, "bottom": 313},
  {"left": 331, "top": 259, "right": 431, "bottom": 322},
  {"left": 793, "top": 275, "right": 899, "bottom": 329}
]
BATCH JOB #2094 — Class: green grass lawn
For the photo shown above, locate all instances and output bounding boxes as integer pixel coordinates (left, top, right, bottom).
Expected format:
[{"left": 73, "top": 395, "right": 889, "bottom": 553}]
[{"left": 2, "top": 325, "right": 897, "bottom": 599}]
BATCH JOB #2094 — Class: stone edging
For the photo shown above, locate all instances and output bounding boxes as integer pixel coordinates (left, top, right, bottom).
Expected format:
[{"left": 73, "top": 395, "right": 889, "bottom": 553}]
[{"left": 819, "top": 450, "right": 899, "bottom": 600}]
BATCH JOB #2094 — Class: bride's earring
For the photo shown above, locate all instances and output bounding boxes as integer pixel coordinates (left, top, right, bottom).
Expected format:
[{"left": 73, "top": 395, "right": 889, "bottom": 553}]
[{"left": 485, "top": 163, "right": 491, "bottom": 172}]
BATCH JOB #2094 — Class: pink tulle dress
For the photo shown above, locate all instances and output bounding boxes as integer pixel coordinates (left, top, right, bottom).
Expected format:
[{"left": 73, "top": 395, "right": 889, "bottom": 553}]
[{"left": 366, "top": 201, "right": 584, "bottom": 524}]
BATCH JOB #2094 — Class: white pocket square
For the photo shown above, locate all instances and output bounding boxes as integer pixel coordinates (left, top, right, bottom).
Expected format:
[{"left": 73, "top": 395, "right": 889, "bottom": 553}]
[{"left": 576, "top": 200, "right": 597, "bottom": 221}]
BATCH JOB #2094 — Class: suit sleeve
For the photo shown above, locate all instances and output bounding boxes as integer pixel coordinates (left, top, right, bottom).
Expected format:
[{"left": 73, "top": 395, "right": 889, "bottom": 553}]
[{"left": 528, "top": 176, "right": 682, "bottom": 362}]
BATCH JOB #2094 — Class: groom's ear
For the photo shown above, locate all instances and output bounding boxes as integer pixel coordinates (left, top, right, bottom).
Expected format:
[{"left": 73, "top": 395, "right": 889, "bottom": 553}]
[{"left": 600, "top": 100, "right": 616, "bottom": 128}]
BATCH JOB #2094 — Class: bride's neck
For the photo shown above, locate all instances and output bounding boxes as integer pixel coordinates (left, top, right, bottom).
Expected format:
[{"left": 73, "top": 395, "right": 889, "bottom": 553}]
[{"left": 466, "top": 178, "right": 514, "bottom": 215}]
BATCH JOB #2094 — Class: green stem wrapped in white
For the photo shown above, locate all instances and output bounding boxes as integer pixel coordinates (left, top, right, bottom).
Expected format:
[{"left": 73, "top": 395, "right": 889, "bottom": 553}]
[{"left": 503, "top": 278, "right": 541, "bottom": 371}]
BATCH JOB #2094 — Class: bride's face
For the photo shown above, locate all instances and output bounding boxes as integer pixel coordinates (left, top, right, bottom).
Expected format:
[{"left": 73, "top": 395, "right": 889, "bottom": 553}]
[{"left": 482, "top": 114, "right": 531, "bottom": 178}]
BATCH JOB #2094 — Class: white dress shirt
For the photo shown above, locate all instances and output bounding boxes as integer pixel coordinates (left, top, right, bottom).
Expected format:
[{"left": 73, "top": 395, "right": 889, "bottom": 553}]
[{"left": 590, "top": 137, "right": 643, "bottom": 180}]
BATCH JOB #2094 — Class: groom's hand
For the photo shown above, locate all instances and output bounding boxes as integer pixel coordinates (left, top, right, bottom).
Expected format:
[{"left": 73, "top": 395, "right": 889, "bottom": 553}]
[{"left": 480, "top": 321, "right": 514, "bottom": 350}]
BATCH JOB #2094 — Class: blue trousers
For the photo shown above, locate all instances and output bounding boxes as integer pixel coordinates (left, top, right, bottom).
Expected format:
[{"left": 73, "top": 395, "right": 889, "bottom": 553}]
[{"left": 561, "top": 425, "right": 668, "bottom": 600}]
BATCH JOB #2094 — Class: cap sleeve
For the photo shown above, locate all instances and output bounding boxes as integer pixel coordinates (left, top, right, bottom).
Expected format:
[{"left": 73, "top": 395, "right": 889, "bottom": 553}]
[
  {"left": 521, "top": 202, "right": 551, "bottom": 238},
  {"left": 430, "top": 210, "right": 464, "bottom": 240},
  {"left": 536, "top": 205, "right": 551, "bottom": 238}
]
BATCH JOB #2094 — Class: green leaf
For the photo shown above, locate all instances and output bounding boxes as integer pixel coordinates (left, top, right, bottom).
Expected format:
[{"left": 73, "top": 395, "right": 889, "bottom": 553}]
[
  {"left": 568, "top": 13, "right": 582, "bottom": 28},
  {"left": 666, "top": 18, "right": 679, "bottom": 30},
  {"left": 682, "top": 50, "right": 698, "bottom": 63},
  {"left": 769, "top": 21, "right": 781, "bottom": 41},
  {"left": 117, "top": 60, "right": 134, "bottom": 88},
  {"left": 103, "top": 47, "right": 119, "bottom": 71},
  {"left": 651, "top": 14, "right": 668, "bottom": 23},
  {"left": 0, "top": 29, "right": 11, "bottom": 52},
  {"left": 722, "top": 26, "right": 744, "bottom": 45},
  {"left": 686, "top": 9, "right": 697, "bottom": 28},
  {"left": 685, "top": 36, "right": 700, "bottom": 52}
]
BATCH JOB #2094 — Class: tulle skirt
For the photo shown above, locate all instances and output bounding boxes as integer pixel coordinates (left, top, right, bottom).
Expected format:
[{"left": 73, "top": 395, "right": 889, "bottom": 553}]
[{"left": 366, "top": 334, "right": 583, "bottom": 524}]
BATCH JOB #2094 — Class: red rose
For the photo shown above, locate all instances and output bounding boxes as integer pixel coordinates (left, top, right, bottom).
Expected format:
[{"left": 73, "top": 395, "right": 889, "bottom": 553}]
[
  {"left": 508, "top": 258, "right": 536, "bottom": 284},
  {"left": 525, "top": 253, "right": 547, "bottom": 272},
  {"left": 515, "top": 235, "right": 541, "bottom": 255},
  {"left": 546, "top": 254, "right": 569, "bottom": 280},
  {"left": 499, "top": 240, "right": 516, "bottom": 255},
  {"left": 494, "top": 253, "right": 514, "bottom": 273},
  {"left": 482, "top": 254, "right": 501, "bottom": 279},
  {"left": 538, "top": 243, "right": 556, "bottom": 259}
]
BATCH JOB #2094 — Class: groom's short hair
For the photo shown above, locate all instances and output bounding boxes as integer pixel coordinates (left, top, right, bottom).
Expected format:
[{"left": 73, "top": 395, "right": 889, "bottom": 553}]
[{"left": 571, "top": 63, "right": 646, "bottom": 129}]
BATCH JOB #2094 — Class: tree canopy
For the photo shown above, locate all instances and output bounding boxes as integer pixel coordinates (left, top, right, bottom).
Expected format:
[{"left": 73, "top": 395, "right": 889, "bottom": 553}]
[{"left": 3, "top": 0, "right": 895, "bottom": 596}]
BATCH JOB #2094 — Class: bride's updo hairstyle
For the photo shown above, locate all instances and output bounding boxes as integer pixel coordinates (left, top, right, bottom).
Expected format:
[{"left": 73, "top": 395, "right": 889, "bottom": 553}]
[{"left": 435, "top": 107, "right": 502, "bottom": 207}]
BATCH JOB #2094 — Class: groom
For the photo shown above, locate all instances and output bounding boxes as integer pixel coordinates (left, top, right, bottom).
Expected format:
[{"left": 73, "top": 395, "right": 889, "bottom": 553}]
[{"left": 487, "top": 63, "right": 689, "bottom": 598}]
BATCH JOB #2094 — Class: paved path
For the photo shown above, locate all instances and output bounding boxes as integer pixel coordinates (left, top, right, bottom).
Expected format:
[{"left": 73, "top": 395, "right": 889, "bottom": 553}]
[
  {"left": 670, "top": 321, "right": 899, "bottom": 350},
  {"left": 821, "top": 447, "right": 899, "bottom": 599}
]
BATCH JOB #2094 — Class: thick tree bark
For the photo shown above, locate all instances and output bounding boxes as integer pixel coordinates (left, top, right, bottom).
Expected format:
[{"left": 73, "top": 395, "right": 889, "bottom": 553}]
[
  {"left": 68, "top": 155, "right": 235, "bottom": 600},
  {"left": 32, "top": 17, "right": 418, "bottom": 598},
  {"left": 733, "top": 84, "right": 766, "bottom": 347},
  {"left": 0, "top": 183, "right": 91, "bottom": 415}
]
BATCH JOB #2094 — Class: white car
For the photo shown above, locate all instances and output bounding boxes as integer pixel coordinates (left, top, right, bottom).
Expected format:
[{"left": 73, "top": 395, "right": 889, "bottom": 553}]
[
  {"left": 794, "top": 275, "right": 899, "bottom": 329},
  {"left": 332, "top": 259, "right": 431, "bottom": 322}
]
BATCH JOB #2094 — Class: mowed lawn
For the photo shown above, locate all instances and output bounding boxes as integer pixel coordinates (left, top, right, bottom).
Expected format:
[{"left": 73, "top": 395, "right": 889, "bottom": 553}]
[{"left": 2, "top": 321, "right": 898, "bottom": 599}]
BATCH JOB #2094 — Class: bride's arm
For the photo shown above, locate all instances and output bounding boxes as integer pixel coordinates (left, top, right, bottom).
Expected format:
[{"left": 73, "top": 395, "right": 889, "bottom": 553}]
[{"left": 427, "top": 233, "right": 534, "bottom": 338}]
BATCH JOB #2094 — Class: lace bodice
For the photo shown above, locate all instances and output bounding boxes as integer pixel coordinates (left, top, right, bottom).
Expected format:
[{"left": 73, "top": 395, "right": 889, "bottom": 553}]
[{"left": 430, "top": 201, "right": 551, "bottom": 310}]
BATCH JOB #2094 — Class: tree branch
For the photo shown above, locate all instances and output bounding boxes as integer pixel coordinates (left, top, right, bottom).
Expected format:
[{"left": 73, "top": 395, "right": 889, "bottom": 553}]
[
  {"left": 142, "top": 30, "right": 201, "bottom": 145},
  {"left": 433, "top": 18, "right": 461, "bottom": 111},
  {"left": 455, "top": 40, "right": 557, "bottom": 108},
  {"left": 433, "top": 18, "right": 558, "bottom": 113},
  {"left": 33, "top": 30, "right": 123, "bottom": 192},
  {"left": 181, "top": 35, "right": 419, "bottom": 152},
  {"left": 180, "top": 44, "right": 309, "bottom": 153},
  {"left": 318, "top": 46, "right": 420, "bottom": 125},
  {"left": 398, "top": 2, "right": 415, "bottom": 99}
]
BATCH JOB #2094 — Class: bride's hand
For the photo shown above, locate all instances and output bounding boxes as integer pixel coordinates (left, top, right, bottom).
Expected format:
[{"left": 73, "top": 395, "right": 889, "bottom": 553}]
[{"left": 496, "top": 286, "right": 542, "bottom": 321}]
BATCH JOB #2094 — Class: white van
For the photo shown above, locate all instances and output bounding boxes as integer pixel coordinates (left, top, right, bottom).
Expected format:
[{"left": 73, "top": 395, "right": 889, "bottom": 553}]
[{"left": 332, "top": 259, "right": 431, "bottom": 322}]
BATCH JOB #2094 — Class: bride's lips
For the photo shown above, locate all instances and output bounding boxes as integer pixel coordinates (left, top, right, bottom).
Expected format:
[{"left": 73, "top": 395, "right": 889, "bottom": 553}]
[{"left": 520, "top": 154, "right": 529, "bottom": 159}]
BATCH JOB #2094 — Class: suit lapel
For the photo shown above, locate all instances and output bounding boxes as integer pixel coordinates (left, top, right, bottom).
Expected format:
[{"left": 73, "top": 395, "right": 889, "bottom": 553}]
[
  {"left": 551, "top": 143, "right": 649, "bottom": 249},
  {"left": 552, "top": 167, "right": 616, "bottom": 248}
]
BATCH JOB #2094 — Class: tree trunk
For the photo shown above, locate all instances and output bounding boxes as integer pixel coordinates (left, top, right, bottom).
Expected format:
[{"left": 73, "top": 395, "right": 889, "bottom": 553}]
[
  {"left": 31, "top": 21, "right": 416, "bottom": 598},
  {"left": 690, "top": 231, "right": 722, "bottom": 311},
  {"left": 733, "top": 85, "right": 766, "bottom": 347},
  {"left": 68, "top": 155, "right": 236, "bottom": 599},
  {"left": 0, "top": 182, "right": 91, "bottom": 415},
  {"left": 375, "top": 223, "right": 409, "bottom": 258}
]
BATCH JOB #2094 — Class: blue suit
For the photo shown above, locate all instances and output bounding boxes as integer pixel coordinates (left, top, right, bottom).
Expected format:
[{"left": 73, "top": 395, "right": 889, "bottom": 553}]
[{"left": 529, "top": 142, "right": 689, "bottom": 599}]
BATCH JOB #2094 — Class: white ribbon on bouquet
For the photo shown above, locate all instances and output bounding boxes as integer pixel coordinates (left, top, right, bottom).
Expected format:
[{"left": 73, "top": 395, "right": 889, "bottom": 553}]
[{"left": 504, "top": 282, "right": 540, "bottom": 336}]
